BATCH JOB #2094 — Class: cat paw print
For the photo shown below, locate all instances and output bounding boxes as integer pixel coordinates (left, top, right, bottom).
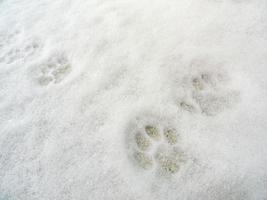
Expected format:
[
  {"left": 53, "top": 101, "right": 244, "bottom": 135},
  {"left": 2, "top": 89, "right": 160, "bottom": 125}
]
[
  {"left": 36, "top": 54, "right": 71, "bottom": 86},
  {"left": 178, "top": 60, "right": 240, "bottom": 116},
  {"left": 0, "top": 31, "right": 41, "bottom": 64},
  {"left": 127, "top": 122, "right": 186, "bottom": 176},
  {"left": 0, "top": 42, "right": 40, "bottom": 64}
]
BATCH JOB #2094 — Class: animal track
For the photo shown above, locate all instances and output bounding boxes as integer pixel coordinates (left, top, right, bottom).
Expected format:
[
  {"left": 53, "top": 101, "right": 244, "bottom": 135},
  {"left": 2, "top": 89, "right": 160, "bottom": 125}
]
[
  {"left": 127, "top": 120, "right": 186, "bottom": 176},
  {"left": 0, "top": 29, "right": 41, "bottom": 65},
  {"left": 36, "top": 54, "right": 71, "bottom": 86},
  {"left": 0, "top": 41, "right": 40, "bottom": 64},
  {"left": 179, "top": 60, "right": 240, "bottom": 116}
]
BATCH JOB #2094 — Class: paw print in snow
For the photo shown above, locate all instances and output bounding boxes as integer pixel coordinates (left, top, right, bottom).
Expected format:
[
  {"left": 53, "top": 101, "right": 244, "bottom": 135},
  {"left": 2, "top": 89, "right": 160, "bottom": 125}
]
[
  {"left": 0, "top": 37, "right": 41, "bottom": 64},
  {"left": 179, "top": 60, "right": 240, "bottom": 116},
  {"left": 127, "top": 121, "right": 186, "bottom": 175},
  {"left": 37, "top": 54, "right": 71, "bottom": 86}
]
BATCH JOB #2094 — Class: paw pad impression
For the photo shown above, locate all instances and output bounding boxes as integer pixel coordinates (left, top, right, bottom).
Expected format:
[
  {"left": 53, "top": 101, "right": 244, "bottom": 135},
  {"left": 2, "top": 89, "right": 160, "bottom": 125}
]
[
  {"left": 36, "top": 54, "right": 71, "bottom": 86},
  {"left": 127, "top": 122, "right": 186, "bottom": 176},
  {"left": 179, "top": 64, "right": 240, "bottom": 116}
]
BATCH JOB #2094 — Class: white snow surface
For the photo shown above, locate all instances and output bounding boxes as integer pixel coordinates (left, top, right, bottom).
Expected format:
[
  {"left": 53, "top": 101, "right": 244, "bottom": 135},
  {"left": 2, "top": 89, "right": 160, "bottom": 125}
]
[{"left": 0, "top": 0, "right": 267, "bottom": 199}]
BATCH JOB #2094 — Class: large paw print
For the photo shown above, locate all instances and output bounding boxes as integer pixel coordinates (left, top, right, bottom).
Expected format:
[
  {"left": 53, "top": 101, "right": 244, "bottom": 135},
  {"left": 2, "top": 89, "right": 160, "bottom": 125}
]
[
  {"left": 127, "top": 123, "right": 186, "bottom": 176},
  {"left": 36, "top": 54, "right": 71, "bottom": 86},
  {"left": 179, "top": 61, "right": 240, "bottom": 116}
]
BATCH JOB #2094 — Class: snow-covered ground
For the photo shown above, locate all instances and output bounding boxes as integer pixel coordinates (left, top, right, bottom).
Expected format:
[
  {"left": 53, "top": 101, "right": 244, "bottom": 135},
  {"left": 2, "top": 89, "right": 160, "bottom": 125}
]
[{"left": 0, "top": 0, "right": 267, "bottom": 199}]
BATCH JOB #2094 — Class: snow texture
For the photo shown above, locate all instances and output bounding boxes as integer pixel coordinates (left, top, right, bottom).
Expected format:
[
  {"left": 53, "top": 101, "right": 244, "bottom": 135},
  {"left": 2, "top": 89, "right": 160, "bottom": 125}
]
[{"left": 0, "top": 0, "right": 267, "bottom": 199}]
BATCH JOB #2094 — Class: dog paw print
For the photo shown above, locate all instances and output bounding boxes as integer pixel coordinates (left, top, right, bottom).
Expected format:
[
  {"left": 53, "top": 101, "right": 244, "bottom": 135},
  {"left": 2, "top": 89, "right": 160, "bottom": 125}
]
[
  {"left": 128, "top": 123, "right": 186, "bottom": 175},
  {"left": 179, "top": 61, "right": 240, "bottom": 116},
  {"left": 36, "top": 54, "right": 71, "bottom": 86}
]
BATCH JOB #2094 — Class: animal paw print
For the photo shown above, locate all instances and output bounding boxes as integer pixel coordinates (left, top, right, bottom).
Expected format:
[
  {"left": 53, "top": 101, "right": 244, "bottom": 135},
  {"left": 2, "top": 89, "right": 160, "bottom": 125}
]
[
  {"left": 179, "top": 61, "right": 240, "bottom": 116},
  {"left": 0, "top": 41, "right": 40, "bottom": 64},
  {"left": 0, "top": 30, "right": 41, "bottom": 64},
  {"left": 37, "top": 54, "right": 71, "bottom": 86},
  {"left": 128, "top": 123, "right": 186, "bottom": 175}
]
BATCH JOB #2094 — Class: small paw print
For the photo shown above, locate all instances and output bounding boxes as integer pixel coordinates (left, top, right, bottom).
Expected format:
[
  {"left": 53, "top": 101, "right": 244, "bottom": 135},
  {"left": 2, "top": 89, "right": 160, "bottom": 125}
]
[
  {"left": 0, "top": 39, "right": 41, "bottom": 64},
  {"left": 36, "top": 54, "right": 71, "bottom": 86},
  {"left": 127, "top": 121, "right": 186, "bottom": 176},
  {"left": 179, "top": 60, "right": 240, "bottom": 116}
]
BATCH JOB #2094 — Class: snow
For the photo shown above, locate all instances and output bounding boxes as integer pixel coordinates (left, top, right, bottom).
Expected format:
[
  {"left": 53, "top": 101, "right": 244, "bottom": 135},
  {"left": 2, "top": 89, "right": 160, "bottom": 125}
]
[{"left": 0, "top": 0, "right": 267, "bottom": 199}]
